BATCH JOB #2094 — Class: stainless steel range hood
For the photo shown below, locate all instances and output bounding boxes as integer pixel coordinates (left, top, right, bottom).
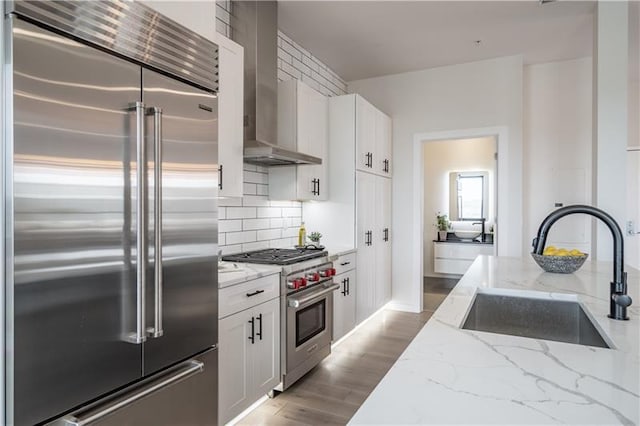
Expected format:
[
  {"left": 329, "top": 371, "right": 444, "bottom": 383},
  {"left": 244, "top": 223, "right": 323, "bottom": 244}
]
[{"left": 235, "top": 1, "right": 322, "bottom": 166}]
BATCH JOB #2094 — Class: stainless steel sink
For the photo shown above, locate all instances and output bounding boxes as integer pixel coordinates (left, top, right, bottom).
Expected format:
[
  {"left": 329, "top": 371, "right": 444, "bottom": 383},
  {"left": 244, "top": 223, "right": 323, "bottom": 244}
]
[{"left": 461, "top": 292, "right": 611, "bottom": 348}]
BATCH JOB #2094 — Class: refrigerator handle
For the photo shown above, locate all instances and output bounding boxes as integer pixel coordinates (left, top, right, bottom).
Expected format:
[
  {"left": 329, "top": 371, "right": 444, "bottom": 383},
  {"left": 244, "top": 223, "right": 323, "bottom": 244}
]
[
  {"left": 126, "top": 101, "right": 147, "bottom": 344},
  {"left": 148, "top": 106, "right": 164, "bottom": 338},
  {"left": 58, "top": 360, "right": 204, "bottom": 426}
]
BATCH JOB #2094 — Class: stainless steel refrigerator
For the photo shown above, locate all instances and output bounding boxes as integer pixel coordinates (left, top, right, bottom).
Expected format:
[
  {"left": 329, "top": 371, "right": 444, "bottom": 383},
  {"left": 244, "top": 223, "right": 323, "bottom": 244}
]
[{"left": 3, "top": 2, "right": 219, "bottom": 425}]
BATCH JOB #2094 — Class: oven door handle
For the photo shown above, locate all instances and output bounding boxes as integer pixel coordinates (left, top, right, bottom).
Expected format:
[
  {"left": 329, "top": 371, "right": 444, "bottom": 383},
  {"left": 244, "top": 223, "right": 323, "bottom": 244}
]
[{"left": 288, "top": 284, "right": 339, "bottom": 308}]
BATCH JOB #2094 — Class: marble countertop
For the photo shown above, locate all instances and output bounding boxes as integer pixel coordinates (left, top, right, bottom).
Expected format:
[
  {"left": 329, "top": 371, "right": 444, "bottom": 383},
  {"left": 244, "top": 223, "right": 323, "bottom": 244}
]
[
  {"left": 350, "top": 256, "right": 640, "bottom": 425},
  {"left": 327, "top": 246, "right": 356, "bottom": 259},
  {"left": 217, "top": 261, "right": 281, "bottom": 288}
]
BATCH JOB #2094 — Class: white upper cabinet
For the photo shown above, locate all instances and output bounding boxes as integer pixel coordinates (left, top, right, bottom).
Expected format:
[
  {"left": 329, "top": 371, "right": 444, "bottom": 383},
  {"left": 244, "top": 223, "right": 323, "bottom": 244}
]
[
  {"left": 216, "top": 34, "right": 244, "bottom": 198},
  {"left": 356, "top": 96, "right": 391, "bottom": 176},
  {"left": 270, "top": 79, "right": 328, "bottom": 201},
  {"left": 375, "top": 111, "right": 392, "bottom": 176},
  {"left": 356, "top": 96, "right": 376, "bottom": 173}
]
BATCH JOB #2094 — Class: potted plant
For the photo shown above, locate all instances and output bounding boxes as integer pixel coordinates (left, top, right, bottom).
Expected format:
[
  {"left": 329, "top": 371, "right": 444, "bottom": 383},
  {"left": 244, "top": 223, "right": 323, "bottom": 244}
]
[
  {"left": 436, "top": 213, "right": 450, "bottom": 242},
  {"left": 308, "top": 231, "right": 323, "bottom": 247}
]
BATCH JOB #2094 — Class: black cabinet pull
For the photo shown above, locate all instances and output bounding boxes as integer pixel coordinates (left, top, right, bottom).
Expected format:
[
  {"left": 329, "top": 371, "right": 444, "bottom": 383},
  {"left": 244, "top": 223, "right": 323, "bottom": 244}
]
[
  {"left": 248, "top": 317, "right": 255, "bottom": 344},
  {"left": 341, "top": 278, "right": 347, "bottom": 296},
  {"left": 365, "top": 230, "right": 372, "bottom": 246},
  {"left": 340, "top": 261, "right": 351, "bottom": 266},
  {"left": 256, "top": 313, "right": 263, "bottom": 340},
  {"left": 383, "top": 159, "right": 389, "bottom": 173},
  {"left": 218, "top": 165, "right": 223, "bottom": 190},
  {"left": 246, "top": 289, "right": 265, "bottom": 297},
  {"left": 346, "top": 277, "right": 350, "bottom": 296},
  {"left": 317, "top": 178, "right": 320, "bottom": 196},
  {"left": 311, "top": 178, "right": 319, "bottom": 196},
  {"left": 383, "top": 228, "right": 389, "bottom": 242}
]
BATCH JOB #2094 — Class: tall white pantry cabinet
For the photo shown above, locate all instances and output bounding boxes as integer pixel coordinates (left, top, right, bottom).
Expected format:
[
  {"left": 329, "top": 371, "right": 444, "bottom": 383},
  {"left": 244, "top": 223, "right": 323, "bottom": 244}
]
[{"left": 303, "top": 94, "right": 392, "bottom": 326}]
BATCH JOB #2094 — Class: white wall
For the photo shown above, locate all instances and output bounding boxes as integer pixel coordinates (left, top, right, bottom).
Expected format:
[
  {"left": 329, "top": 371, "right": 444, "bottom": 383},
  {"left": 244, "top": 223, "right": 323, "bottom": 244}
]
[
  {"left": 523, "top": 58, "right": 593, "bottom": 255},
  {"left": 594, "top": 2, "right": 629, "bottom": 263},
  {"left": 423, "top": 137, "right": 496, "bottom": 276},
  {"left": 349, "top": 55, "right": 523, "bottom": 312},
  {"left": 627, "top": 1, "right": 640, "bottom": 270}
]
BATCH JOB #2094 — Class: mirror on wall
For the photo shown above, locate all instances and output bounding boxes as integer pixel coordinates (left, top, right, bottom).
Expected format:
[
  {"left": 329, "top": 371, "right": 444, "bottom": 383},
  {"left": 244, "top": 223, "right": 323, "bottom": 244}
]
[{"left": 449, "top": 171, "right": 489, "bottom": 221}]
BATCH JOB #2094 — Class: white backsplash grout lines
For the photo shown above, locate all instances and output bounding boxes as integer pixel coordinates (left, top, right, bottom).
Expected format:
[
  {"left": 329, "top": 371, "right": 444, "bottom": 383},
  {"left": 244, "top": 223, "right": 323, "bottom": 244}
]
[{"left": 219, "top": 164, "right": 302, "bottom": 254}]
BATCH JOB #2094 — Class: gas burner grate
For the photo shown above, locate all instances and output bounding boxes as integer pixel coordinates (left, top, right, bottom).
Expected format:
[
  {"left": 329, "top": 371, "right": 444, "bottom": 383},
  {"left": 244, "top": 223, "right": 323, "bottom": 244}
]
[{"left": 221, "top": 248, "right": 328, "bottom": 265}]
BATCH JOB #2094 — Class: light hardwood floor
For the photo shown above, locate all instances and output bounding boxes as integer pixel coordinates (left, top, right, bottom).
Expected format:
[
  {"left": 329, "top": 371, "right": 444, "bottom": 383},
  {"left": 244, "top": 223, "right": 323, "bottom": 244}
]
[{"left": 235, "top": 286, "right": 451, "bottom": 426}]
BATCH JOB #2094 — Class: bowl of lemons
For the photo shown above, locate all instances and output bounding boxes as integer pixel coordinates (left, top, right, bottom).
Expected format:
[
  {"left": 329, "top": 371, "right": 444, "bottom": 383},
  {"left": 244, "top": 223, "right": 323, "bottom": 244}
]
[{"left": 531, "top": 246, "right": 588, "bottom": 274}]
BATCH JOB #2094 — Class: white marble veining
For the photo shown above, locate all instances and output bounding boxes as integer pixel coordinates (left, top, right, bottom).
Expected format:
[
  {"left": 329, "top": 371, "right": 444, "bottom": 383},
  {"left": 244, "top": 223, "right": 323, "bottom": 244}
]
[
  {"left": 217, "top": 261, "right": 281, "bottom": 288},
  {"left": 350, "top": 256, "right": 640, "bottom": 425}
]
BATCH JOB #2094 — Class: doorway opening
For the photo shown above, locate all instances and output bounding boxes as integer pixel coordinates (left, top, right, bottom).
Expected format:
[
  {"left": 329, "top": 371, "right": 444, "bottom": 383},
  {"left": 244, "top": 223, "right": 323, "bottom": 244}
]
[{"left": 422, "top": 135, "right": 498, "bottom": 312}]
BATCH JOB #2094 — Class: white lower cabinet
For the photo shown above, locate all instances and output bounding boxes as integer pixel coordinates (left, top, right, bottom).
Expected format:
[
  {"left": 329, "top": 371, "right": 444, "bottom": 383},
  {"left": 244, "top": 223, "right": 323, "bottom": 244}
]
[
  {"left": 333, "top": 263, "right": 356, "bottom": 342},
  {"left": 219, "top": 280, "right": 280, "bottom": 425},
  {"left": 433, "top": 242, "right": 494, "bottom": 275}
]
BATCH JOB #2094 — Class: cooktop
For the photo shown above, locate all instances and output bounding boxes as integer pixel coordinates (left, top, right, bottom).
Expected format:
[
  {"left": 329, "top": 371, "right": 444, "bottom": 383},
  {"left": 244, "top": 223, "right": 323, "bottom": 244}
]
[{"left": 221, "top": 247, "right": 328, "bottom": 265}]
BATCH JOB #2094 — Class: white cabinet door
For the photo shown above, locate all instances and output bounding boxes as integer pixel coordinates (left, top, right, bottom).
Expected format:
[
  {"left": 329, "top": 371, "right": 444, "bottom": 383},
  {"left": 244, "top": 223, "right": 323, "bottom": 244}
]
[
  {"left": 333, "top": 269, "right": 356, "bottom": 342},
  {"left": 217, "top": 34, "right": 244, "bottom": 197},
  {"left": 271, "top": 80, "right": 328, "bottom": 201},
  {"left": 296, "top": 82, "right": 328, "bottom": 201},
  {"left": 356, "top": 172, "right": 376, "bottom": 323},
  {"left": 375, "top": 111, "right": 392, "bottom": 177},
  {"left": 219, "top": 297, "right": 281, "bottom": 425},
  {"left": 219, "top": 310, "right": 252, "bottom": 424},
  {"left": 356, "top": 96, "right": 376, "bottom": 173},
  {"left": 251, "top": 298, "right": 281, "bottom": 396},
  {"left": 375, "top": 177, "right": 392, "bottom": 308}
]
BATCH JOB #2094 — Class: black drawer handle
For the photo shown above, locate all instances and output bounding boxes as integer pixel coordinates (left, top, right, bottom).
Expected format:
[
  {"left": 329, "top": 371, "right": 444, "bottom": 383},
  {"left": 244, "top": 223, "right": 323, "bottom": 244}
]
[
  {"left": 340, "top": 261, "right": 351, "bottom": 266},
  {"left": 246, "top": 289, "right": 265, "bottom": 297}
]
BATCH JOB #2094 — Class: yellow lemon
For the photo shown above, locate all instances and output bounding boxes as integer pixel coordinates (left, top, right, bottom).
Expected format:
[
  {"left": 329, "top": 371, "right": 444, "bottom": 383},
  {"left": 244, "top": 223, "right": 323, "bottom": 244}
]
[
  {"left": 569, "top": 249, "right": 583, "bottom": 256},
  {"left": 556, "top": 249, "right": 570, "bottom": 256}
]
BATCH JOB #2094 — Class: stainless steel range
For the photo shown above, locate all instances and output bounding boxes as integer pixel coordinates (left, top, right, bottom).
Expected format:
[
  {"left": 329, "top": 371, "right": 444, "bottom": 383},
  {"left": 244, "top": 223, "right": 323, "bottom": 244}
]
[{"left": 222, "top": 248, "right": 338, "bottom": 390}]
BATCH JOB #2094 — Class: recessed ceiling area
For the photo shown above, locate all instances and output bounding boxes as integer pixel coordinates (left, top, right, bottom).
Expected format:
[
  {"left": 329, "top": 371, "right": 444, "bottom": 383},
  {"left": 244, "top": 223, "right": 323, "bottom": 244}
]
[{"left": 278, "top": 1, "right": 595, "bottom": 82}]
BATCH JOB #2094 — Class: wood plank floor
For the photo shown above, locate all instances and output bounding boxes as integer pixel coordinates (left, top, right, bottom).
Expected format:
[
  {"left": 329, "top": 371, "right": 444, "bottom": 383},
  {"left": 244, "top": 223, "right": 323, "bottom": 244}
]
[{"left": 235, "top": 287, "right": 451, "bottom": 426}]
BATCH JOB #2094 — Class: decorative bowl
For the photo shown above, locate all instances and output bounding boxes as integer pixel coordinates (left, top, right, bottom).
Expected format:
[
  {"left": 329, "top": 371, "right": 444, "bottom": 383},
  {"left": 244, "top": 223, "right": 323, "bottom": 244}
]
[{"left": 531, "top": 252, "right": 588, "bottom": 274}]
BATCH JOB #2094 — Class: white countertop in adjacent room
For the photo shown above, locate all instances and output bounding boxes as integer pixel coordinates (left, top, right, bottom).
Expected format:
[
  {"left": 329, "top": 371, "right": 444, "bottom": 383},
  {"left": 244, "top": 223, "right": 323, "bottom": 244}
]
[
  {"left": 350, "top": 256, "right": 640, "bottom": 425},
  {"left": 218, "top": 261, "right": 282, "bottom": 288}
]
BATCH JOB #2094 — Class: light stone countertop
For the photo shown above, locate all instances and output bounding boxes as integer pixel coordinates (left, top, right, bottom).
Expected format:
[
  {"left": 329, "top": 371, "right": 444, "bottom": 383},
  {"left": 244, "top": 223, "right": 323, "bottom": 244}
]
[
  {"left": 327, "top": 246, "right": 357, "bottom": 259},
  {"left": 217, "top": 261, "right": 281, "bottom": 288},
  {"left": 350, "top": 256, "right": 640, "bottom": 425}
]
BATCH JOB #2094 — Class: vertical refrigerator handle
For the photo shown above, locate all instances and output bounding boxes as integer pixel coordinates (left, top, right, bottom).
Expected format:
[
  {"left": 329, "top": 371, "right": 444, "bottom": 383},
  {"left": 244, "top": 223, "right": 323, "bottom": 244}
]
[
  {"left": 149, "top": 106, "right": 164, "bottom": 338},
  {"left": 127, "top": 101, "right": 147, "bottom": 344}
]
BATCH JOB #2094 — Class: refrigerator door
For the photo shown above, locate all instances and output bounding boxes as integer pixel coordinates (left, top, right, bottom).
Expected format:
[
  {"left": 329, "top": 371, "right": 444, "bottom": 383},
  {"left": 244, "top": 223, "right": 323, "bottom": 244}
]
[
  {"left": 51, "top": 348, "right": 218, "bottom": 426},
  {"left": 8, "top": 20, "right": 144, "bottom": 425},
  {"left": 142, "top": 69, "right": 219, "bottom": 374}
]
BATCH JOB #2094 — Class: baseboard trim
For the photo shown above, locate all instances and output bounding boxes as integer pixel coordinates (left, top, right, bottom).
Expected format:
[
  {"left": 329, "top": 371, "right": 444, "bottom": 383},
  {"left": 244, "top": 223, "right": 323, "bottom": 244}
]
[{"left": 386, "top": 301, "right": 421, "bottom": 313}]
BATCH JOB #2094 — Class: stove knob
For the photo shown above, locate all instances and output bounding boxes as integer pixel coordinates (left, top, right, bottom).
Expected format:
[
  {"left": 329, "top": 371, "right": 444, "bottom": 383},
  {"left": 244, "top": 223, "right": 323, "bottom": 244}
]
[
  {"left": 294, "top": 278, "right": 304, "bottom": 289},
  {"left": 313, "top": 272, "right": 320, "bottom": 281},
  {"left": 287, "top": 280, "right": 296, "bottom": 289},
  {"left": 300, "top": 277, "right": 308, "bottom": 286},
  {"left": 329, "top": 268, "right": 337, "bottom": 276}
]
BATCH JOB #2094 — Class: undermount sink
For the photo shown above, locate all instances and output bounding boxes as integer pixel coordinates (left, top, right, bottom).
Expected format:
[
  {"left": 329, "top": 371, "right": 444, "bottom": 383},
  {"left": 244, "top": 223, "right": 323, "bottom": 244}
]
[
  {"left": 453, "top": 230, "right": 482, "bottom": 240},
  {"left": 461, "top": 291, "right": 611, "bottom": 348}
]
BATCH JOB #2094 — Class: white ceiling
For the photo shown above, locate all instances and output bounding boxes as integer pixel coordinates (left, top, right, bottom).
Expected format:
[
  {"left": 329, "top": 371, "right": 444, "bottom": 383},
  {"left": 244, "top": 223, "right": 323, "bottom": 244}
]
[{"left": 278, "top": 1, "right": 595, "bottom": 82}]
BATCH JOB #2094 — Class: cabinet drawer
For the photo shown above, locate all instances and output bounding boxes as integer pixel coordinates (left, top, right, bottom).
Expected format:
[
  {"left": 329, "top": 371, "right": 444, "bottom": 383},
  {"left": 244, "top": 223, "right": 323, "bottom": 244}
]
[
  {"left": 219, "top": 274, "right": 280, "bottom": 319},
  {"left": 434, "top": 243, "right": 493, "bottom": 260},
  {"left": 434, "top": 259, "right": 473, "bottom": 275},
  {"left": 334, "top": 252, "right": 356, "bottom": 275}
]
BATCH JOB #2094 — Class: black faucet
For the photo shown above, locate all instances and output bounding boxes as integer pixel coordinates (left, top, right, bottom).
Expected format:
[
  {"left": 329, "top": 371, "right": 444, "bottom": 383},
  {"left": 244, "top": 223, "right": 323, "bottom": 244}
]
[
  {"left": 532, "top": 205, "right": 632, "bottom": 320},
  {"left": 472, "top": 218, "right": 486, "bottom": 242}
]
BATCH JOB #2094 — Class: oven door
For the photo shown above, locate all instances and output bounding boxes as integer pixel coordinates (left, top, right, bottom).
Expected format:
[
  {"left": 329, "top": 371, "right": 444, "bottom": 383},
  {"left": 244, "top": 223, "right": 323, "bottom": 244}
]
[{"left": 286, "top": 283, "right": 339, "bottom": 372}]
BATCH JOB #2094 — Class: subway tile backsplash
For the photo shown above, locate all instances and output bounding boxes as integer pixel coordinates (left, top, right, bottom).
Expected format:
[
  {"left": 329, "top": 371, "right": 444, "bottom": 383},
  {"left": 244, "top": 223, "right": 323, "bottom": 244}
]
[
  {"left": 217, "top": 26, "right": 347, "bottom": 255},
  {"left": 218, "top": 164, "right": 302, "bottom": 254}
]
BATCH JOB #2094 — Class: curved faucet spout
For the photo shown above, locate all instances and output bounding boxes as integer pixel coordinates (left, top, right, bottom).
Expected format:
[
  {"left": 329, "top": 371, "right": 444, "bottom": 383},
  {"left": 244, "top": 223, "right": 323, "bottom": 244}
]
[{"left": 532, "top": 204, "right": 630, "bottom": 320}]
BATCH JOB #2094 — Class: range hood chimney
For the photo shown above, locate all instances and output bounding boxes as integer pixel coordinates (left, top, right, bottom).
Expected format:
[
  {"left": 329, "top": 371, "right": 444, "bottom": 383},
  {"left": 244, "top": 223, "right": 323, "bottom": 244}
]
[{"left": 234, "top": 1, "right": 322, "bottom": 166}]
